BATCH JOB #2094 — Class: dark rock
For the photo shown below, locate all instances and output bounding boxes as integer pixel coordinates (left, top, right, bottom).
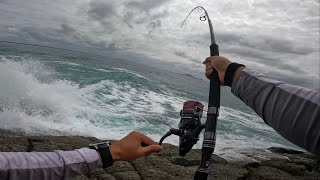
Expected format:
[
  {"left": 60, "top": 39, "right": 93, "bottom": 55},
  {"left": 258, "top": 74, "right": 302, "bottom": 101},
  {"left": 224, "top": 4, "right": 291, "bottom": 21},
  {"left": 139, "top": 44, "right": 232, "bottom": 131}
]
[
  {"left": 130, "top": 155, "right": 195, "bottom": 180},
  {"left": 158, "top": 143, "right": 228, "bottom": 167},
  {"left": 112, "top": 171, "right": 140, "bottom": 180},
  {"left": 89, "top": 168, "right": 116, "bottom": 180},
  {"left": 261, "top": 159, "right": 307, "bottom": 176},
  {"left": 0, "top": 129, "right": 23, "bottom": 137},
  {"left": 304, "top": 168, "right": 320, "bottom": 180},
  {"left": 268, "top": 147, "right": 304, "bottom": 154},
  {"left": 75, "top": 175, "right": 91, "bottom": 180},
  {"left": 28, "top": 136, "right": 99, "bottom": 151},
  {"left": 313, "top": 160, "right": 320, "bottom": 171},
  {"left": 210, "top": 154, "right": 229, "bottom": 164},
  {"left": 289, "top": 156, "right": 317, "bottom": 171},
  {"left": 0, "top": 136, "right": 29, "bottom": 152},
  {"left": 246, "top": 166, "right": 298, "bottom": 180},
  {"left": 0, "top": 129, "right": 319, "bottom": 180},
  {"left": 268, "top": 147, "right": 320, "bottom": 174},
  {"left": 171, "top": 157, "right": 200, "bottom": 166},
  {"left": 94, "top": 174, "right": 117, "bottom": 180},
  {"left": 104, "top": 161, "right": 135, "bottom": 174},
  {"left": 243, "top": 162, "right": 260, "bottom": 168},
  {"left": 208, "top": 163, "right": 248, "bottom": 180}
]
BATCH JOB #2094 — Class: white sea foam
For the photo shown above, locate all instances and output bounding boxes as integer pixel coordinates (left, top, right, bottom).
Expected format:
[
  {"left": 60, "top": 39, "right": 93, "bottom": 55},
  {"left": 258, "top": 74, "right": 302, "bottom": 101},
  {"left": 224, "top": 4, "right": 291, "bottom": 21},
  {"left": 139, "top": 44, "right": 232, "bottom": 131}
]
[
  {"left": 0, "top": 57, "right": 184, "bottom": 140},
  {"left": 89, "top": 67, "right": 112, "bottom": 73},
  {"left": 0, "top": 58, "right": 108, "bottom": 137},
  {"left": 113, "top": 67, "right": 149, "bottom": 80},
  {"left": 48, "top": 61, "right": 81, "bottom": 66},
  {"left": 48, "top": 61, "right": 113, "bottom": 73}
]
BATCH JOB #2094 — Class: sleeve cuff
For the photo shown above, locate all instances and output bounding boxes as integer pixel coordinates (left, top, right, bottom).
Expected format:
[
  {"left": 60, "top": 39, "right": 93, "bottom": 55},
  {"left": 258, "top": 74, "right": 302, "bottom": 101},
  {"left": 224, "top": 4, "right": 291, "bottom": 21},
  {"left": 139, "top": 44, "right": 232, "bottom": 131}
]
[{"left": 76, "top": 148, "right": 103, "bottom": 171}]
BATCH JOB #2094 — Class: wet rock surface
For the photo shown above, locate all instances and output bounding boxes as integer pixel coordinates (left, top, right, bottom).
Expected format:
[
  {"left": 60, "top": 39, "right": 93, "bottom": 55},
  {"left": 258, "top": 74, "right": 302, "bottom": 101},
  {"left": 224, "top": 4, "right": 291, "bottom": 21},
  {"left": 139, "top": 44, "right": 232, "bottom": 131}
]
[{"left": 0, "top": 129, "right": 319, "bottom": 180}]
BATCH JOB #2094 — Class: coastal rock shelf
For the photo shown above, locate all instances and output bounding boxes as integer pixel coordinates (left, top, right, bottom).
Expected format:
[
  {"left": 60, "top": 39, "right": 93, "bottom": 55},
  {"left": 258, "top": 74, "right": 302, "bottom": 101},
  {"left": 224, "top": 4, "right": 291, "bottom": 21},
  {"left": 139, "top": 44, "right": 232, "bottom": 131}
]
[{"left": 0, "top": 129, "right": 319, "bottom": 180}]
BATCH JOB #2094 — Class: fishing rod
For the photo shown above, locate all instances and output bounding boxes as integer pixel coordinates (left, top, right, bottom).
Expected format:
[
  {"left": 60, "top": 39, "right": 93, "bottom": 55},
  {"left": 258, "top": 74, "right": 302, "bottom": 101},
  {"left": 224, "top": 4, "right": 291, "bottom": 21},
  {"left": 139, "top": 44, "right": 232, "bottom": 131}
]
[{"left": 159, "top": 6, "right": 220, "bottom": 180}]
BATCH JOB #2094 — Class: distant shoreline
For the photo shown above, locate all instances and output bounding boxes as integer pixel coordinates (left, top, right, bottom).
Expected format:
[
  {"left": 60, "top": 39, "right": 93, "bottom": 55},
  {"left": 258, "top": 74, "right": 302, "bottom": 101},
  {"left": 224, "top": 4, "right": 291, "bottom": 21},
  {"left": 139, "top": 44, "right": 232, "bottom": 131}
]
[{"left": 0, "top": 40, "right": 97, "bottom": 56}]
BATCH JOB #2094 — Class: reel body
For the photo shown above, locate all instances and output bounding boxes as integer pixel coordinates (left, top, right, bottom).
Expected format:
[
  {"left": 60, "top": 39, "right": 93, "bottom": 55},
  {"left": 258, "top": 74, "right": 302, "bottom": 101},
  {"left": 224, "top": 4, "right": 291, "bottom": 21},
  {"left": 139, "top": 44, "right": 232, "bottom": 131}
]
[{"left": 159, "top": 101, "right": 205, "bottom": 156}]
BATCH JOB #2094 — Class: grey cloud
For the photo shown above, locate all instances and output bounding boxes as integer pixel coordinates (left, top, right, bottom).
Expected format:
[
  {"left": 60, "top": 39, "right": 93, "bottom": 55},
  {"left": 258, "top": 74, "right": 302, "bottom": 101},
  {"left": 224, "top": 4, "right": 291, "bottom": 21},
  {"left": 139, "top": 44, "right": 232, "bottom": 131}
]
[
  {"left": 134, "top": 10, "right": 168, "bottom": 25},
  {"left": 190, "top": 31, "right": 316, "bottom": 74},
  {"left": 59, "top": 24, "right": 76, "bottom": 35},
  {"left": 174, "top": 51, "right": 188, "bottom": 59},
  {"left": 87, "top": 0, "right": 169, "bottom": 32},
  {"left": 123, "top": 0, "right": 170, "bottom": 29},
  {"left": 127, "top": 0, "right": 171, "bottom": 12},
  {"left": 174, "top": 51, "right": 200, "bottom": 64},
  {"left": 0, "top": 0, "right": 318, "bottom": 89},
  {"left": 14, "top": 27, "right": 51, "bottom": 43},
  {"left": 122, "top": 5, "right": 169, "bottom": 31},
  {"left": 224, "top": 46, "right": 306, "bottom": 74},
  {"left": 88, "top": 0, "right": 115, "bottom": 21},
  {"left": 106, "top": 42, "right": 118, "bottom": 51},
  {"left": 122, "top": 12, "right": 135, "bottom": 28},
  {"left": 147, "top": 19, "right": 162, "bottom": 33},
  {"left": 213, "top": 32, "right": 316, "bottom": 56}
]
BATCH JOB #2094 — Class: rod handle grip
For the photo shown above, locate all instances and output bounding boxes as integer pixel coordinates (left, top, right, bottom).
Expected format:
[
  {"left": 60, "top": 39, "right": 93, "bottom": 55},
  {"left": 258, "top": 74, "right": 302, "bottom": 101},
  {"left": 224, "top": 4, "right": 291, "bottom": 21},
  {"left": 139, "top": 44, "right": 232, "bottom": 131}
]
[
  {"left": 210, "top": 44, "right": 219, "bottom": 56},
  {"left": 209, "top": 43, "right": 220, "bottom": 107}
]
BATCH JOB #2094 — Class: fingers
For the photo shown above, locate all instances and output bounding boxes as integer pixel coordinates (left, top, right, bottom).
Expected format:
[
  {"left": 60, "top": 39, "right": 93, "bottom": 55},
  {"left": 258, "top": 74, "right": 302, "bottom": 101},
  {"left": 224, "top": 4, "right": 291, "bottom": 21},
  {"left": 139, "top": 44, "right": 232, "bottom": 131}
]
[
  {"left": 206, "top": 68, "right": 213, "bottom": 75},
  {"left": 133, "top": 131, "right": 157, "bottom": 146},
  {"left": 203, "top": 57, "right": 213, "bottom": 64},
  {"left": 138, "top": 145, "right": 163, "bottom": 157},
  {"left": 205, "top": 69, "right": 213, "bottom": 79},
  {"left": 206, "top": 64, "right": 213, "bottom": 71},
  {"left": 133, "top": 131, "right": 163, "bottom": 158},
  {"left": 205, "top": 61, "right": 214, "bottom": 79}
]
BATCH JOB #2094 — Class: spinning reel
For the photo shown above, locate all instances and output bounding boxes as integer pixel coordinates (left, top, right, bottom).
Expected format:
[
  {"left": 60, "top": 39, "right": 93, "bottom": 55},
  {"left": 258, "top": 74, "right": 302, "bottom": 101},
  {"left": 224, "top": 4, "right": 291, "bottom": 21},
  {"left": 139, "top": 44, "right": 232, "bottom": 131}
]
[{"left": 159, "top": 101, "right": 205, "bottom": 156}]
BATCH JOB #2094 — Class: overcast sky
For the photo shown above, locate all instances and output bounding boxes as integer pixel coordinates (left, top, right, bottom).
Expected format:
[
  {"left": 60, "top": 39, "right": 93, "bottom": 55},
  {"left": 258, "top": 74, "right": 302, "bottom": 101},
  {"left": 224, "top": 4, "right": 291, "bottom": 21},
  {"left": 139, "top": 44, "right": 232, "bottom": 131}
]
[{"left": 0, "top": 0, "right": 319, "bottom": 89}]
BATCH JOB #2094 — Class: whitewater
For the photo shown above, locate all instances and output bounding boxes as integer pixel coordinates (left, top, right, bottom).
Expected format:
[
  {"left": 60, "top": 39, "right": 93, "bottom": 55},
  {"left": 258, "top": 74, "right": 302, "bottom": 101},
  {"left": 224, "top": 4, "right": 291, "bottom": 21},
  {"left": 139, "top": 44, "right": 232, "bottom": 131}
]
[{"left": 0, "top": 43, "right": 300, "bottom": 158}]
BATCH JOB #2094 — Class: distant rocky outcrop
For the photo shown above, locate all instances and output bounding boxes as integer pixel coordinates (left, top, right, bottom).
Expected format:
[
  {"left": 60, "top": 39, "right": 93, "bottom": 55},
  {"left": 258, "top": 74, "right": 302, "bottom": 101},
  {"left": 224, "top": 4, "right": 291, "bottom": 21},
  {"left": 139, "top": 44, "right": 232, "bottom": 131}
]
[{"left": 0, "top": 129, "right": 319, "bottom": 180}]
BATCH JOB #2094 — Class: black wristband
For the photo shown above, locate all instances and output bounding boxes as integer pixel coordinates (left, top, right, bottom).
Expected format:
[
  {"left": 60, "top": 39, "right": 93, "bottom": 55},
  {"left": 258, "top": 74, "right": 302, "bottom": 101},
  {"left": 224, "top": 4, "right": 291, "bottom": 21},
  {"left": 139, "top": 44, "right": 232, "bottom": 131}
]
[
  {"left": 224, "top": 63, "right": 245, "bottom": 87},
  {"left": 97, "top": 146, "right": 113, "bottom": 168},
  {"left": 89, "top": 142, "right": 113, "bottom": 168}
]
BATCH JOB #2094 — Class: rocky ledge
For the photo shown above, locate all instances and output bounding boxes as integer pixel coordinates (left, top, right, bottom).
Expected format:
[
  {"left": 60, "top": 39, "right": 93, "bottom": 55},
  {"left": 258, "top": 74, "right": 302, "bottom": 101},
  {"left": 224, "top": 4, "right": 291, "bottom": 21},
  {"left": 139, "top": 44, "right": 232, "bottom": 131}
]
[{"left": 0, "top": 129, "right": 319, "bottom": 180}]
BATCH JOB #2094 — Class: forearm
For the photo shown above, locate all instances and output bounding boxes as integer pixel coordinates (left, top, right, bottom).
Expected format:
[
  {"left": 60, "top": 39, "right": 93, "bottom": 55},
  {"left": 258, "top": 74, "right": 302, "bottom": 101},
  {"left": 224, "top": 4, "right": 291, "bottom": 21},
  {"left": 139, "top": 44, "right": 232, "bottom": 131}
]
[
  {"left": 0, "top": 148, "right": 102, "bottom": 180},
  {"left": 231, "top": 69, "right": 320, "bottom": 155}
]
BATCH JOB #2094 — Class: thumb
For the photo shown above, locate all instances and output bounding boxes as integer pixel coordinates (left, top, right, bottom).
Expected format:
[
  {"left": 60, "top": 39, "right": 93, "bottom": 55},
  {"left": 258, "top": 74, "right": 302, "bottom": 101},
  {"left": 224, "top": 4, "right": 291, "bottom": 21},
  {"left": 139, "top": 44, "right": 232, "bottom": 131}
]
[
  {"left": 138, "top": 145, "right": 163, "bottom": 157},
  {"left": 203, "top": 57, "right": 211, "bottom": 64}
]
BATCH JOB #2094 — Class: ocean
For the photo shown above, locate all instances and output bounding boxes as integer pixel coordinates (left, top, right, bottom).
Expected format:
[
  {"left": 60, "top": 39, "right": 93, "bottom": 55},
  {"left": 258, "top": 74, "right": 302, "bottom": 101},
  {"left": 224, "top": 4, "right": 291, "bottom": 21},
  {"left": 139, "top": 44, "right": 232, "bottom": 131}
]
[{"left": 0, "top": 42, "right": 300, "bottom": 158}]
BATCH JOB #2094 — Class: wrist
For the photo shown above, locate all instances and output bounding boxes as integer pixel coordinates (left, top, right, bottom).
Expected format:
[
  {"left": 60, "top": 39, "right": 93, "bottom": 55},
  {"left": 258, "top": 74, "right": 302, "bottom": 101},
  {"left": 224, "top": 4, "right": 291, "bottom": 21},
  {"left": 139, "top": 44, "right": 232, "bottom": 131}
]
[
  {"left": 109, "top": 144, "right": 121, "bottom": 161},
  {"left": 224, "top": 63, "right": 246, "bottom": 87},
  {"left": 89, "top": 142, "right": 114, "bottom": 168},
  {"left": 97, "top": 151, "right": 102, "bottom": 160},
  {"left": 233, "top": 66, "right": 246, "bottom": 82}
]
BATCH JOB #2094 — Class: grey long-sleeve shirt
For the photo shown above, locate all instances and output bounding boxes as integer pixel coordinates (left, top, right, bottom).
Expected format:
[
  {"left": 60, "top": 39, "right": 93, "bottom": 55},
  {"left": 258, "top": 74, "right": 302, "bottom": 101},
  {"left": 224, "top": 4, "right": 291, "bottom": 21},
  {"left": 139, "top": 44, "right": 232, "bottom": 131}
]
[
  {"left": 232, "top": 69, "right": 320, "bottom": 155},
  {"left": 0, "top": 68, "right": 319, "bottom": 180},
  {"left": 0, "top": 148, "right": 102, "bottom": 180}
]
